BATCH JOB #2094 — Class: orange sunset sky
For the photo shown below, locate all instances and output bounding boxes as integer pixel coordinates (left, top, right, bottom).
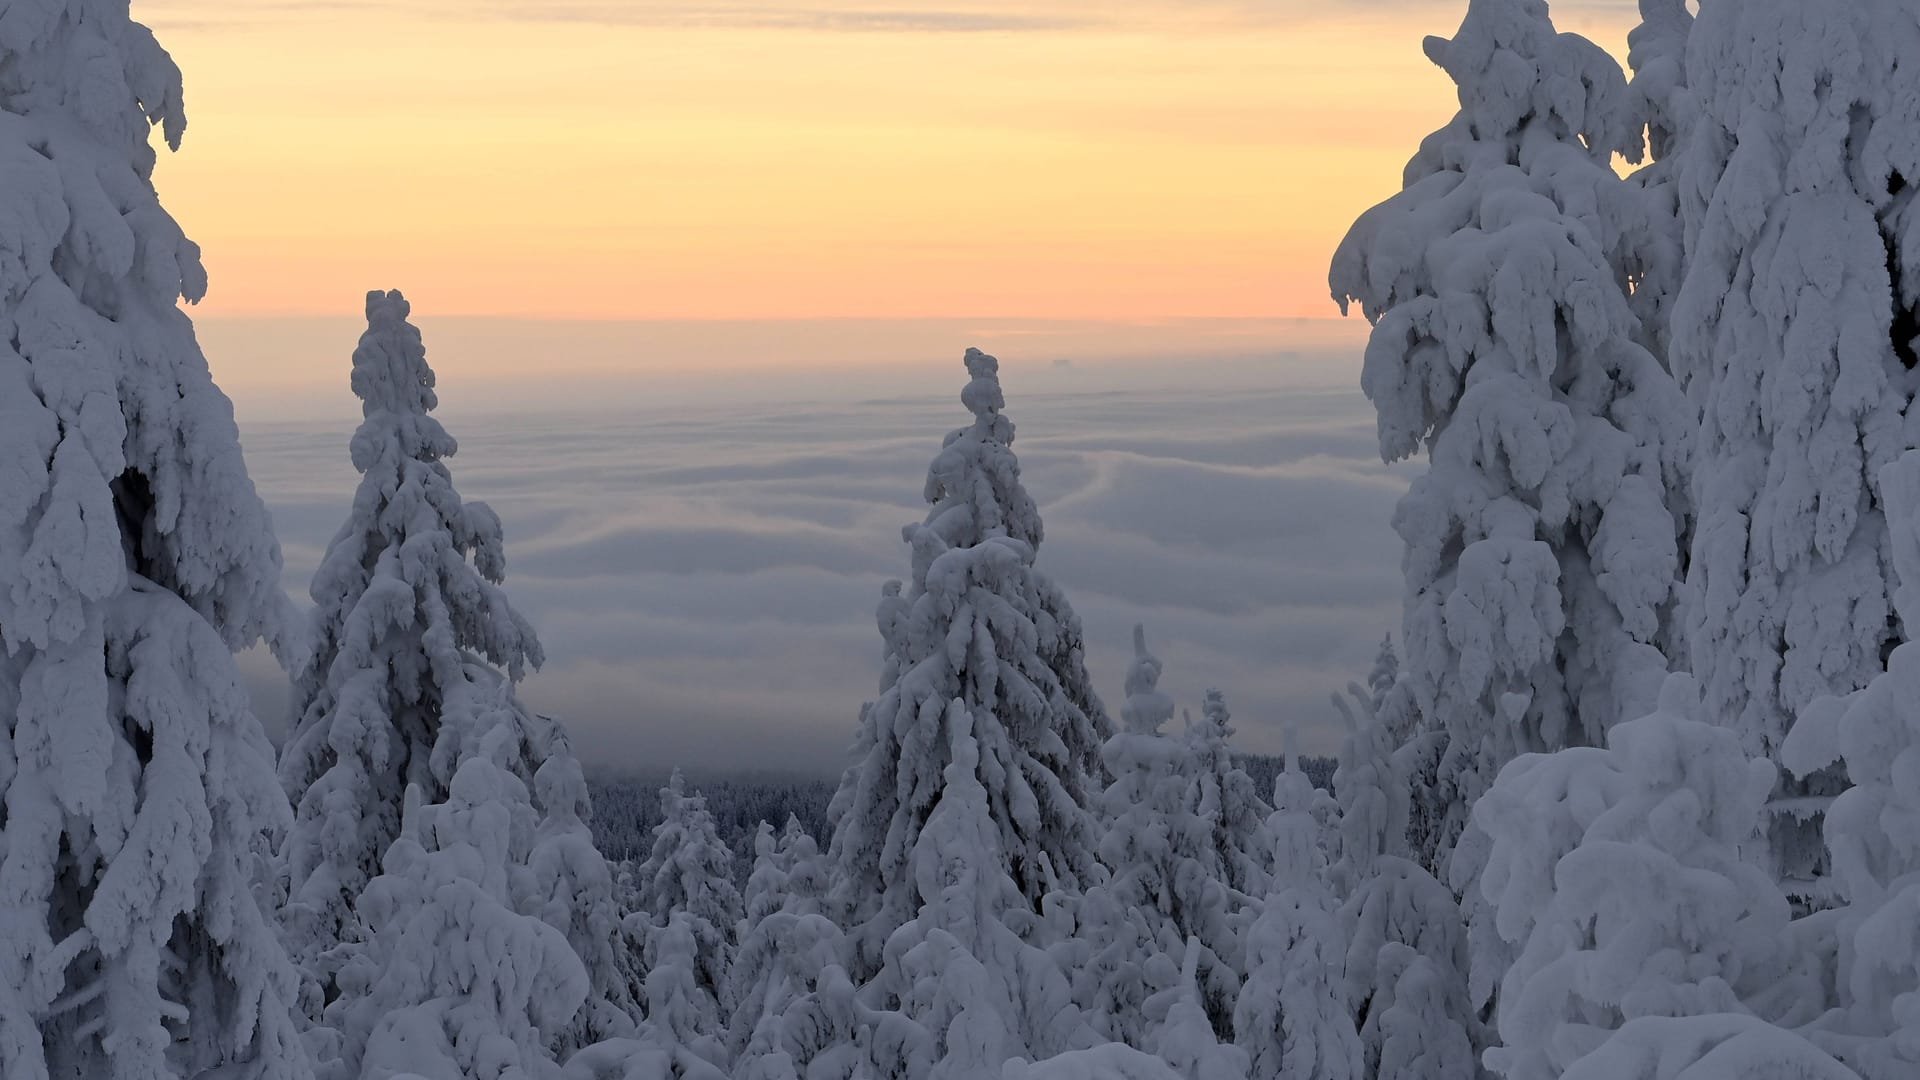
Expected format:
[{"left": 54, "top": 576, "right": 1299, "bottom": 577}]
[{"left": 142, "top": 0, "right": 1638, "bottom": 326}]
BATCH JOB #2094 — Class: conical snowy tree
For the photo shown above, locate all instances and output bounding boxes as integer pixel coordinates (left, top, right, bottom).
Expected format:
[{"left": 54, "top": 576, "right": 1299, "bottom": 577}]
[
  {"left": 1183, "top": 688, "right": 1273, "bottom": 905},
  {"left": 527, "top": 751, "right": 647, "bottom": 1053},
  {"left": 1328, "top": 0, "right": 1693, "bottom": 875},
  {"left": 326, "top": 717, "right": 588, "bottom": 1080},
  {"left": 278, "top": 289, "right": 548, "bottom": 1002},
  {"left": 1082, "top": 627, "right": 1250, "bottom": 1042},
  {"left": 630, "top": 769, "right": 743, "bottom": 1060},
  {"left": 728, "top": 818, "right": 851, "bottom": 1078},
  {"left": 1331, "top": 679, "right": 1480, "bottom": 1079},
  {"left": 1668, "top": 0, "right": 1920, "bottom": 897},
  {"left": 827, "top": 348, "right": 1111, "bottom": 978},
  {"left": 0, "top": 4, "right": 313, "bottom": 1075},
  {"left": 1153, "top": 939, "right": 1252, "bottom": 1080},
  {"left": 1470, "top": 673, "right": 1809, "bottom": 1080},
  {"left": 1234, "top": 752, "right": 1363, "bottom": 1080},
  {"left": 861, "top": 696, "right": 1094, "bottom": 1078},
  {"left": 1366, "top": 635, "right": 1400, "bottom": 713}
]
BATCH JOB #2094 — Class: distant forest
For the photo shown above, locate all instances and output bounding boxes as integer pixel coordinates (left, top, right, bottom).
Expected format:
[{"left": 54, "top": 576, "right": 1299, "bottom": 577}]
[{"left": 586, "top": 752, "right": 1336, "bottom": 878}]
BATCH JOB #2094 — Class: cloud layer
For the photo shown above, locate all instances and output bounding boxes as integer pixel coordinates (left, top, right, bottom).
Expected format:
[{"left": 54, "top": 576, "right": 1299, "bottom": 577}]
[{"left": 238, "top": 349, "right": 1404, "bottom": 775}]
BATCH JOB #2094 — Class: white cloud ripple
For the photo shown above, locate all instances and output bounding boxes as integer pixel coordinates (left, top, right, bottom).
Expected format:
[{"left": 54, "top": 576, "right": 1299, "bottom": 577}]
[{"left": 237, "top": 355, "right": 1404, "bottom": 775}]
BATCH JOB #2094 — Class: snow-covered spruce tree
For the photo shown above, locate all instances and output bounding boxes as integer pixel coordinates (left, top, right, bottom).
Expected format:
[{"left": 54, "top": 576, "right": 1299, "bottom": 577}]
[
  {"left": 1619, "top": 0, "right": 1694, "bottom": 372},
  {"left": 1330, "top": 679, "right": 1480, "bottom": 1079},
  {"left": 1329, "top": 681, "right": 1408, "bottom": 891},
  {"left": 278, "top": 289, "right": 548, "bottom": 997},
  {"left": 728, "top": 818, "right": 852, "bottom": 1078},
  {"left": 1559, "top": 1015, "right": 1860, "bottom": 1080},
  {"left": 1152, "top": 939, "right": 1252, "bottom": 1080},
  {"left": 1328, "top": 0, "right": 1693, "bottom": 876},
  {"left": 1080, "top": 627, "right": 1244, "bottom": 1042},
  {"left": 863, "top": 693, "right": 1094, "bottom": 1077},
  {"left": 528, "top": 750, "right": 648, "bottom": 1054},
  {"left": 629, "top": 769, "right": 742, "bottom": 1061},
  {"left": 0, "top": 3, "right": 315, "bottom": 1075},
  {"left": 1780, "top": 451, "right": 1920, "bottom": 1079},
  {"left": 327, "top": 716, "right": 588, "bottom": 1080},
  {"left": 1233, "top": 753, "right": 1363, "bottom": 1080},
  {"left": 1469, "top": 673, "right": 1812, "bottom": 1080},
  {"left": 827, "top": 348, "right": 1111, "bottom": 978},
  {"left": 1669, "top": 0, "right": 1920, "bottom": 898},
  {"left": 1366, "top": 635, "right": 1399, "bottom": 713},
  {"left": 1183, "top": 688, "right": 1273, "bottom": 905}
]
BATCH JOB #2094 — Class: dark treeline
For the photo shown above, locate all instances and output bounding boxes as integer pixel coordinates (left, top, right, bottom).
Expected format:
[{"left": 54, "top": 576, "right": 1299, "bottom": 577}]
[{"left": 585, "top": 753, "right": 1334, "bottom": 878}]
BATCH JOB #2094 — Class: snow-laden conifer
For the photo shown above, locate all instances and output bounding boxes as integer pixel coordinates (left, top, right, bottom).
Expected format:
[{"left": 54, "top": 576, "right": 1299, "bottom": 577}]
[
  {"left": 0, "top": 3, "right": 312, "bottom": 1074},
  {"left": 1560, "top": 1015, "right": 1860, "bottom": 1080},
  {"left": 1780, "top": 451, "right": 1920, "bottom": 1078},
  {"left": 1471, "top": 673, "right": 1802, "bottom": 1080},
  {"left": 528, "top": 751, "right": 648, "bottom": 1054},
  {"left": 1183, "top": 688, "right": 1273, "bottom": 905},
  {"left": 863, "top": 692, "right": 1094, "bottom": 1077},
  {"left": 1083, "top": 627, "right": 1245, "bottom": 1039},
  {"left": 1620, "top": 0, "right": 1694, "bottom": 370},
  {"left": 1153, "top": 939, "right": 1252, "bottom": 1080},
  {"left": 828, "top": 348, "right": 1110, "bottom": 978},
  {"left": 728, "top": 818, "right": 851, "bottom": 1078},
  {"left": 1366, "top": 635, "right": 1399, "bottom": 712},
  {"left": 1330, "top": 678, "right": 1480, "bottom": 1078},
  {"left": 278, "top": 289, "right": 546, "bottom": 997},
  {"left": 630, "top": 768, "right": 743, "bottom": 1057},
  {"left": 1329, "top": 0, "right": 1692, "bottom": 875},
  {"left": 327, "top": 718, "right": 588, "bottom": 1080},
  {"left": 1669, "top": 0, "right": 1920, "bottom": 896},
  {"left": 1234, "top": 751, "right": 1363, "bottom": 1080}
]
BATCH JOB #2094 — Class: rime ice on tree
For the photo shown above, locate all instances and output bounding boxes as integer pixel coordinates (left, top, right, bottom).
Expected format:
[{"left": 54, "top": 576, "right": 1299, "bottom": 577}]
[{"left": 0, "top": 2, "right": 312, "bottom": 1075}]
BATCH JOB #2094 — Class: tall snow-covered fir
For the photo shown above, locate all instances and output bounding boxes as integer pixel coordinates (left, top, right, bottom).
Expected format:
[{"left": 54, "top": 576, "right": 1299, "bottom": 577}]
[
  {"left": 0, "top": 3, "right": 311, "bottom": 1076},
  {"left": 826, "top": 348, "right": 1112, "bottom": 978},
  {"left": 1668, "top": 0, "right": 1920, "bottom": 897},
  {"left": 1329, "top": 0, "right": 1693, "bottom": 876},
  {"left": 277, "top": 289, "right": 548, "bottom": 1000},
  {"left": 282, "top": 293, "right": 641, "bottom": 1075}
]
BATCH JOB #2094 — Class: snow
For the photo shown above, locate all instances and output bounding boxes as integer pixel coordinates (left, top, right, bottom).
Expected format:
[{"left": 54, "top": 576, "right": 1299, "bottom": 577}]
[
  {"left": 279, "top": 290, "right": 550, "bottom": 1011},
  {"left": 1329, "top": 0, "right": 1692, "bottom": 886},
  {"left": 1670, "top": 0, "right": 1920, "bottom": 891},
  {"left": 826, "top": 349, "right": 1110, "bottom": 979},
  {"left": 11, "top": 0, "right": 1920, "bottom": 1077},
  {"left": 0, "top": 2, "right": 309, "bottom": 1076}
]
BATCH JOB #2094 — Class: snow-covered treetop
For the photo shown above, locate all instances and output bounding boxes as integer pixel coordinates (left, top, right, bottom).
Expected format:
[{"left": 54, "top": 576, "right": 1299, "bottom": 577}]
[
  {"left": 1416, "top": 0, "right": 1641, "bottom": 172},
  {"left": 1121, "top": 625, "right": 1176, "bottom": 736},
  {"left": 0, "top": 0, "right": 187, "bottom": 162},
  {"left": 353, "top": 289, "right": 439, "bottom": 418},
  {"left": 1626, "top": 0, "right": 1694, "bottom": 161},
  {"left": 921, "top": 347, "right": 1042, "bottom": 554},
  {"left": 1269, "top": 728, "right": 1325, "bottom": 887}
]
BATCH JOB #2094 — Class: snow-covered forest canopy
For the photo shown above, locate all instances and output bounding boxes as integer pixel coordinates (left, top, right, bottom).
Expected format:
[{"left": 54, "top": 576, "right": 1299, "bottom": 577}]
[{"left": 4, "top": 0, "right": 1920, "bottom": 1078}]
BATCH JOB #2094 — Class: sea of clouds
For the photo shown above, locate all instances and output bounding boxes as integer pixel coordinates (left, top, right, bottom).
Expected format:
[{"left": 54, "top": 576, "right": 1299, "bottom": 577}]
[{"left": 230, "top": 324, "right": 1403, "bottom": 776}]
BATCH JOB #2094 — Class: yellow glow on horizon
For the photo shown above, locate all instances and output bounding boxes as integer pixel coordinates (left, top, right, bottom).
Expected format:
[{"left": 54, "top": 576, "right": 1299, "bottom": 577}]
[{"left": 143, "top": 2, "right": 1633, "bottom": 322}]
